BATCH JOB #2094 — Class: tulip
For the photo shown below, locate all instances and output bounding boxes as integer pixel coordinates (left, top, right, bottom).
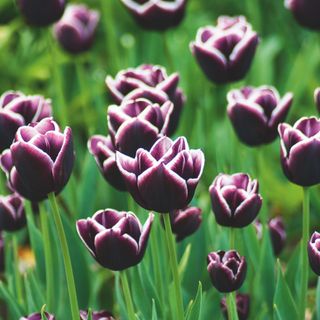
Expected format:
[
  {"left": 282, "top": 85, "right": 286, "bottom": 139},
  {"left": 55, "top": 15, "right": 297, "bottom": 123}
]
[
  {"left": 0, "top": 233, "right": 4, "bottom": 273},
  {"left": 106, "top": 64, "right": 186, "bottom": 135},
  {"left": 80, "top": 310, "right": 115, "bottom": 320},
  {"left": 77, "top": 209, "right": 154, "bottom": 270},
  {"left": 17, "top": 0, "right": 65, "bottom": 27},
  {"left": 0, "top": 118, "right": 74, "bottom": 202},
  {"left": 120, "top": 0, "right": 186, "bottom": 31},
  {"left": 209, "top": 173, "right": 262, "bottom": 228},
  {"left": 278, "top": 117, "right": 320, "bottom": 186},
  {"left": 0, "top": 90, "right": 52, "bottom": 152},
  {"left": 108, "top": 98, "right": 173, "bottom": 156},
  {"left": 308, "top": 231, "right": 320, "bottom": 276},
  {"left": 314, "top": 88, "right": 320, "bottom": 113},
  {"left": 221, "top": 293, "right": 250, "bottom": 320},
  {"left": 88, "top": 135, "right": 126, "bottom": 191},
  {"left": 269, "top": 217, "right": 286, "bottom": 256},
  {"left": 190, "top": 16, "right": 259, "bottom": 84},
  {"left": 227, "top": 86, "right": 293, "bottom": 146},
  {"left": 0, "top": 193, "right": 26, "bottom": 232},
  {"left": 20, "top": 312, "right": 55, "bottom": 320},
  {"left": 207, "top": 250, "right": 247, "bottom": 293},
  {"left": 116, "top": 136, "right": 205, "bottom": 213},
  {"left": 54, "top": 4, "right": 100, "bottom": 54},
  {"left": 285, "top": 0, "right": 320, "bottom": 30}
]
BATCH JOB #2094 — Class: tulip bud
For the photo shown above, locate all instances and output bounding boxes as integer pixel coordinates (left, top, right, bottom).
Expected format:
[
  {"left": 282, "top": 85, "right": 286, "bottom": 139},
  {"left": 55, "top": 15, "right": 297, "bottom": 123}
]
[
  {"left": 308, "top": 231, "right": 320, "bottom": 276},
  {"left": 80, "top": 310, "right": 115, "bottom": 320},
  {"left": 116, "top": 136, "right": 205, "bottom": 213},
  {"left": 88, "top": 135, "right": 126, "bottom": 191},
  {"left": 207, "top": 250, "right": 247, "bottom": 293},
  {"left": 314, "top": 88, "right": 320, "bottom": 113},
  {"left": 17, "top": 0, "right": 65, "bottom": 27},
  {"left": 108, "top": 98, "right": 173, "bottom": 156},
  {"left": 0, "top": 193, "right": 26, "bottom": 232},
  {"left": 221, "top": 293, "right": 250, "bottom": 320},
  {"left": 209, "top": 173, "right": 262, "bottom": 228},
  {"left": 269, "top": 217, "right": 286, "bottom": 256},
  {"left": 120, "top": 0, "right": 186, "bottom": 31},
  {"left": 0, "top": 233, "right": 4, "bottom": 273},
  {"left": 227, "top": 86, "right": 293, "bottom": 146},
  {"left": 0, "top": 118, "right": 74, "bottom": 202},
  {"left": 77, "top": 209, "right": 154, "bottom": 270},
  {"left": 0, "top": 90, "right": 52, "bottom": 152},
  {"left": 278, "top": 117, "right": 320, "bottom": 186},
  {"left": 190, "top": 16, "right": 259, "bottom": 84},
  {"left": 54, "top": 4, "right": 100, "bottom": 54},
  {"left": 19, "top": 312, "right": 55, "bottom": 320}
]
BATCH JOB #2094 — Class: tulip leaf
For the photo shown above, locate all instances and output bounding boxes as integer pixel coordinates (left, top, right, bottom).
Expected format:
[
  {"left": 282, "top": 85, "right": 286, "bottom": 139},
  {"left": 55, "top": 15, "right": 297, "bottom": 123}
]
[
  {"left": 0, "top": 281, "right": 24, "bottom": 319},
  {"left": 178, "top": 244, "right": 191, "bottom": 281},
  {"left": 285, "top": 242, "right": 301, "bottom": 300},
  {"left": 185, "top": 282, "right": 202, "bottom": 320},
  {"left": 151, "top": 299, "right": 158, "bottom": 320}
]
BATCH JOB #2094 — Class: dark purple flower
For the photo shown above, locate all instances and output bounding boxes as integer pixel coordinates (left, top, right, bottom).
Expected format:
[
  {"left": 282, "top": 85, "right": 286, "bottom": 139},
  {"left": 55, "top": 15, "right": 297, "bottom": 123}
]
[
  {"left": 19, "top": 312, "right": 55, "bottom": 320},
  {"left": 207, "top": 250, "right": 247, "bottom": 293},
  {"left": 314, "top": 88, "right": 320, "bottom": 113},
  {"left": 209, "top": 173, "right": 262, "bottom": 228},
  {"left": 169, "top": 206, "right": 202, "bottom": 241},
  {"left": 106, "top": 64, "right": 186, "bottom": 135},
  {"left": 227, "top": 86, "right": 293, "bottom": 146},
  {"left": 308, "top": 231, "right": 320, "bottom": 276},
  {"left": 285, "top": 0, "right": 320, "bottom": 30},
  {"left": 278, "top": 117, "right": 320, "bottom": 186},
  {"left": 108, "top": 98, "right": 173, "bottom": 156},
  {"left": 80, "top": 310, "right": 115, "bottom": 320},
  {"left": 269, "top": 217, "right": 286, "bottom": 256},
  {"left": 54, "top": 4, "right": 100, "bottom": 54},
  {"left": 0, "top": 193, "right": 26, "bottom": 232},
  {"left": 0, "top": 233, "right": 4, "bottom": 273},
  {"left": 77, "top": 209, "right": 154, "bottom": 271},
  {"left": 0, "top": 118, "right": 74, "bottom": 202},
  {"left": 190, "top": 16, "right": 259, "bottom": 84},
  {"left": 88, "top": 135, "right": 126, "bottom": 191},
  {"left": 120, "top": 0, "right": 186, "bottom": 31},
  {"left": 0, "top": 90, "right": 52, "bottom": 152},
  {"left": 116, "top": 136, "right": 205, "bottom": 213},
  {"left": 221, "top": 293, "right": 250, "bottom": 320},
  {"left": 17, "top": 0, "right": 65, "bottom": 27}
]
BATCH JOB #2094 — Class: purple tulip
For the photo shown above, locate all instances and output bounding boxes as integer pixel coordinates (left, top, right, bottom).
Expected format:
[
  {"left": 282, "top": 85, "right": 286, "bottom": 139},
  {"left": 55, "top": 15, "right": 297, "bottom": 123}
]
[
  {"left": 308, "top": 232, "right": 320, "bottom": 276},
  {"left": 190, "top": 16, "right": 259, "bottom": 84},
  {"left": 120, "top": 0, "right": 186, "bottom": 31},
  {"left": 227, "top": 86, "right": 293, "bottom": 146},
  {"left": 0, "top": 193, "right": 26, "bottom": 232},
  {"left": 88, "top": 135, "right": 126, "bottom": 191},
  {"left": 77, "top": 209, "right": 153, "bottom": 270},
  {"left": 209, "top": 173, "right": 262, "bottom": 228},
  {"left": 0, "top": 233, "right": 4, "bottom": 273},
  {"left": 80, "top": 310, "right": 115, "bottom": 320},
  {"left": 269, "top": 217, "right": 286, "bottom": 256},
  {"left": 314, "top": 88, "right": 320, "bottom": 113},
  {"left": 19, "top": 312, "right": 55, "bottom": 320},
  {"left": 17, "top": 0, "right": 65, "bottom": 27},
  {"left": 106, "top": 64, "right": 186, "bottom": 135},
  {"left": 54, "top": 4, "right": 100, "bottom": 54},
  {"left": 108, "top": 98, "right": 173, "bottom": 156},
  {"left": 221, "top": 293, "right": 250, "bottom": 320},
  {"left": 116, "top": 136, "right": 205, "bottom": 213},
  {"left": 278, "top": 117, "right": 320, "bottom": 186},
  {"left": 285, "top": 0, "right": 320, "bottom": 30},
  {"left": 169, "top": 206, "right": 202, "bottom": 241},
  {"left": 207, "top": 250, "right": 247, "bottom": 293},
  {"left": 0, "top": 118, "right": 74, "bottom": 202},
  {"left": 0, "top": 90, "right": 52, "bottom": 152}
]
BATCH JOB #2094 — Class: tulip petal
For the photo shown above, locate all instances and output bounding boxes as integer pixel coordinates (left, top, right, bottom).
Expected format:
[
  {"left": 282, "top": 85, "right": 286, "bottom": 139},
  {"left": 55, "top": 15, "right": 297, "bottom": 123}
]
[{"left": 138, "top": 212, "right": 154, "bottom": 258}]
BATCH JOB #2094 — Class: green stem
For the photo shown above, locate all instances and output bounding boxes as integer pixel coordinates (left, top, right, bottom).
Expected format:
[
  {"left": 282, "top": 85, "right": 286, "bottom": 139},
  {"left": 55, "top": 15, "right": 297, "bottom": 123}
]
[
  {"left": 226, "top": 292, "right": 239, "bottom": 320},
  {"left": 0, "top": 171, "right": 6, "bottom": 194},
  {"left": 163, "top": 213, "right": 184, "bottom": 320},
  {"left": 300, "top": 187, "right": 310, "bottom": 320},
  {"left": 12, "top": 235, "right": 23, "bottom": 305},
  {"left": 162, "top": 33, "right": 174, "bottom": 71},
  {"left": 48, "top": 193, "right": 79, "bottom": 320},
  {"left": 120, "top": 270, "right": 136, "bottom": 320},
  {"left": 39, "top": 202, "right": 54, "bottom": 310},
  {"left": 229, "top": 228, "right": 235, "bottom": 250}
]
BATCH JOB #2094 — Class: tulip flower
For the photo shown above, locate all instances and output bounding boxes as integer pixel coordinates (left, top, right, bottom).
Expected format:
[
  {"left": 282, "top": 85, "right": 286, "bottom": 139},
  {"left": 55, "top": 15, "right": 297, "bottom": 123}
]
[
  {"left": 20, "top": 312, "right": 55, "bottom": 320},
  {"left": 269, "top": 217, "right": 286, "bottom": 256},
  {"left": 108, "top": 98, "right": 173, "bottom": 156},
  {"left": 77, "top": 209, "right": 154, "bottom": 270},
  {"left": 278, "top": 117, "right": 320, "bottom": 186},
  {"left": 221, "top": 293, "right": 250, "bottom": 320},
  {"left": 88, "top": 135, "right": 126, "bottom": 191},
  {"left": 120, "top": 0, "right": 186, "bottom": 31},
  {"left": 308, "top": 231, "right": 320, "bottom": 276},
  {"left": 0, "top": 233, "right": 4, "bottom": 273},
  {"left": 54, "top": 4, "right": 100, "bottom": 54},
  {"left": 314, "top": 88, "right": 320, "bottom": 113},
  {"left": 190, "top": 16, "right": 259, "bottom": 84},
  {"left": 80, "top": 310, "right": 115, "bottom": 320},
  {"left": 0, "top": 90, "right": 52, "bottom": 152},
  {"left": 116, "top": 136, "right": 205, "bottom": 213},
  {"left": 227, "top": 86, "right": 293, "bottom": 146},
  {"left": 17, "top": 0, "right": 65, "bottom": 27},
  {"left": 106, "top": 65, "right": 186, "bottom": 135},
  {"left": 0, "top": 118, "right": 74, "bottom": 202},
  {"left": 209, "top": 173, "right": 262, "bottom": 228},
  {"left": 0, "top": 193, "right": 26, "bottom": 232},
  {"left": 285, "top": 0, "right": 320, "bottom": 30},
  {"left": 207, "top": 250, "right": 247, "bottom": 293}
]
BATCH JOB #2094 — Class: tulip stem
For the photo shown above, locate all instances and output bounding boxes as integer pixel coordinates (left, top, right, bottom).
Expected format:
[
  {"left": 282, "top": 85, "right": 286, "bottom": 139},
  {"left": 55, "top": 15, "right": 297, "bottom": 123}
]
[
  {"left": 226, "top": 292, "right": 239, "bottom": 320},
  {"left": 229, "top": 228, "right": 235, "bottom": 249},
  {"left": 300, "top": 187, "right": 310, "bottom": 320},
  {"left": 39, "top": 202, "right": 54, "bottom": 311},
  {"left": 48, "top": 193, "right": 79, "bottom": 320},
  {"left": 120, "top": 270, "right": 136, "bottom": 320},
  {"left": 12, "top": 235, "right": 23, "bottom": 305},
  {"left": 162, "top": 33, "right": 174, "bottom": 71},
  {"left": 163, "top": 213, "right": 184, "bottom": 320}
]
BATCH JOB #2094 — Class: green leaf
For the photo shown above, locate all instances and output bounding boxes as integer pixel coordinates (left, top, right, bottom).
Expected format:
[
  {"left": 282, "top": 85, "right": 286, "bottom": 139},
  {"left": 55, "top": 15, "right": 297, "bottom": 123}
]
[
  {"left": 151, "top": 299, "right": 158, "bottom": 320},
  {"left": 178, "top": 243, "right": 191, "bottom": 281},
  {"left": 0, "top": 281, "right": 24, "bottom": 319},
  {"left": 285, "top": 242, "right": 301, "bottom": 300},
  {"left": 186, "top": 282, "right": 202, "bottom": 320}
]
